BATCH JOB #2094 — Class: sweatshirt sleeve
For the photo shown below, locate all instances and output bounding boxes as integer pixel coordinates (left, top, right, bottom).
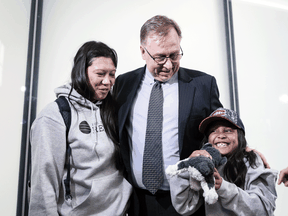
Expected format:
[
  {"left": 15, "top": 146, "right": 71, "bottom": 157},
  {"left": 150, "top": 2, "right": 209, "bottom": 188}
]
[
  {"left": 168, "top": 169, "right": 204, "bottom": 216},
  {"left": 28, "top": 102, "right": 67, "bottom": 216},
  {"left": 217, "top": 154, "right": 278, "bottom": 216}
]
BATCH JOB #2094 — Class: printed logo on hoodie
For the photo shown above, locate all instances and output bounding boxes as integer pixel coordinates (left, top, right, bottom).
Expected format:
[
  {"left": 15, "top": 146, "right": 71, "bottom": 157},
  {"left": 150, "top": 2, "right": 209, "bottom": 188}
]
[
  {"left": 79, "top": 121, "right": 91, "bottom": 134},
  {"left": 79, "top": 121, "right": 105, "bottom": 134}
]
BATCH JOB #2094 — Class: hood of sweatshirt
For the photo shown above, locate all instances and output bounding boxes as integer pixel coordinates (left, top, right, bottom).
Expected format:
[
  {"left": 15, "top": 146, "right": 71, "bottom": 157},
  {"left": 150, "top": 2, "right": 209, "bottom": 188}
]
[{"left": 54, "top": 83, "right": 102, "bottom": 109}]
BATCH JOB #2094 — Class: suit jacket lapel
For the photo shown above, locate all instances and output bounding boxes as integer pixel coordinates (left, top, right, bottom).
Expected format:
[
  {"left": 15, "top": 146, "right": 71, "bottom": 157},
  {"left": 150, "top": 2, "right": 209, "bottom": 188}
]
[
  {"left": 178, "top": 67, "right": 196, "bottom": 154},
  {"left": 118, "top": 66, "right": 196, "bottom": 157},
  {"left": 118, "top": 67, "right": 145, "bottom": 134}
]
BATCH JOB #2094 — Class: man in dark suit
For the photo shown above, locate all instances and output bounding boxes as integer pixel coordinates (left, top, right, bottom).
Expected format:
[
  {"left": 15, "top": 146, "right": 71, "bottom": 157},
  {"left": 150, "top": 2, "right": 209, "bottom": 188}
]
[{"left": 113, "top": 15, "right": 222, "bottom": 215}]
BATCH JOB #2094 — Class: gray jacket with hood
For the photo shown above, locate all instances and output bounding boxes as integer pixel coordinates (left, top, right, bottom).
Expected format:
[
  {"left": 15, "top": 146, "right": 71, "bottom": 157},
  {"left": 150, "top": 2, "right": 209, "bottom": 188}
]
[
  {"left": 168, "top": 153, "right": 277, "bottom": 216},
  {"left": 29, "top": 84, "right": 132, "bottom": 216}
]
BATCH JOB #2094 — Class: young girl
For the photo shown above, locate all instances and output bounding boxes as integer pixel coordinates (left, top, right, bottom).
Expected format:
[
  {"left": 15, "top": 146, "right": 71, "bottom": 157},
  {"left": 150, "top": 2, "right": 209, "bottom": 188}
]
[
  {"left": 29, "top": 41, "right": 132, "bottom": 216},
  {"left": 168, "top": 107, "right": 277, "bottom": 216}
]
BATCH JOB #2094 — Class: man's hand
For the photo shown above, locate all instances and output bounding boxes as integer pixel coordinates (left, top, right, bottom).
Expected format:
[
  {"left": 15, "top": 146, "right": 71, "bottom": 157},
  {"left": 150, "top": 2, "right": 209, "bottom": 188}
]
[
  {"left": 214, "top": 168, "right": 222, "bottom": 190},
  {"left": 278, "top": 167, "right": 288, "bottom": 187},
  {"left": 189, "top": 150, "right": 212, "bottom": 159},
  {"left": 246, "top": 147, "right": 270, "bottom": 169}
]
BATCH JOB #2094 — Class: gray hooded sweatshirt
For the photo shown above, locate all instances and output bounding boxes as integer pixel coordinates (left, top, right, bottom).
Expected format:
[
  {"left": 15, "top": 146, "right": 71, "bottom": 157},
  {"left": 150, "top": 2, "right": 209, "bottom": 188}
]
[
  {"left": 29, "top": 84, "right": 132, "bottom": 216},
  {"left": 168, "top": 153, "right": 277, "bottom": 216}
]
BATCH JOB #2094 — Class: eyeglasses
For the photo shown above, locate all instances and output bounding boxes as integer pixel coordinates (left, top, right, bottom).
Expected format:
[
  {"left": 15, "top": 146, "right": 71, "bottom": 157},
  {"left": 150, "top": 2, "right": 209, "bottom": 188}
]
[{"left": 143, "top": 46, "right": 183, "bottom": 65}]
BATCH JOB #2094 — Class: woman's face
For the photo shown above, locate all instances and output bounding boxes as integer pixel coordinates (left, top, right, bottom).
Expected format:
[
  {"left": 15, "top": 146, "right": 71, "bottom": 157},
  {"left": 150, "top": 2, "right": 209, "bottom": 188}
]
[
  {"left": 207, "top": 120, "right": 238, "bottom": 156},
  {"left": 87, "top": 57, "right": 116, "bottom": 101}
]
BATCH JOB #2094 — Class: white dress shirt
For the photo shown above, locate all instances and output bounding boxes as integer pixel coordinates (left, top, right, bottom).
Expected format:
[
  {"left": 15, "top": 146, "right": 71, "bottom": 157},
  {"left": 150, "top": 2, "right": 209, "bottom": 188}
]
[{"left": 126, "top": 67, "right": 179, "bottom": 190}]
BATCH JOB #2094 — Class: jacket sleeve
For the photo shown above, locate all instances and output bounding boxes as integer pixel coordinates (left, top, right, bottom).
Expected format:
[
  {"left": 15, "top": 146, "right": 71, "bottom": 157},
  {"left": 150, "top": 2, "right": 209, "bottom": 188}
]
[
  {"left": 28, "top": 103, "right": 67, "bottom": 216},
  {"left": 210, "top": 76, "right": 222, "bottom": 111},
  {"left": 217, "top": 154, "right": 278, "bottom": 216},
  {"left": 168, "top": 170, "right": 204, "bottom": 216}
]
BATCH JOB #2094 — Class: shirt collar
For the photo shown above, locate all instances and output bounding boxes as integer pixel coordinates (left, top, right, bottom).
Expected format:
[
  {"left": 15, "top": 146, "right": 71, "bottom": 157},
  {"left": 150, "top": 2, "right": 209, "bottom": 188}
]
[{"left": 145, "top": 67, "right": 178, "bottom": 85}]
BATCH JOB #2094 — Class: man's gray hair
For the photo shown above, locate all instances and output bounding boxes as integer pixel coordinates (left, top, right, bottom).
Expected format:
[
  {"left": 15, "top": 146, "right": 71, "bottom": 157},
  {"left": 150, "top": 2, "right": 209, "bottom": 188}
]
[{"left": 140, "top": 15, "right": 182, "bottom": 45}]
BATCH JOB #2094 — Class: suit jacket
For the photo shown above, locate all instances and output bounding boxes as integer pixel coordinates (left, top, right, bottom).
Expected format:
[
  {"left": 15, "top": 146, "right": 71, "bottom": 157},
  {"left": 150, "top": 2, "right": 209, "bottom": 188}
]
[{"left": 113, "top": 66, "right": 222, "bottom": 215}]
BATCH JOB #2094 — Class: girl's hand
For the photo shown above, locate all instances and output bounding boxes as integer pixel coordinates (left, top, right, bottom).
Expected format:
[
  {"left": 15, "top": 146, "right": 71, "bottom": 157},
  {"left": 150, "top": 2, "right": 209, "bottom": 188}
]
[{"left": 214, "top": 168, "right": 222, "bottom": 190}]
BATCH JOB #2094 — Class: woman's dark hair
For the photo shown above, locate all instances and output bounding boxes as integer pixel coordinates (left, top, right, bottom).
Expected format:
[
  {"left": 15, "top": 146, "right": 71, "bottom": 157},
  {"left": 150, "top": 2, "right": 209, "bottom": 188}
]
[
  {"left": 69, "top": 41, "right": 122, "bottom": 169},
  {"left": 202, "top": 128, "right": 257, "bottom": 189},
  {"left": 71, "top": 41, "right": 118, "bottom": 101}
]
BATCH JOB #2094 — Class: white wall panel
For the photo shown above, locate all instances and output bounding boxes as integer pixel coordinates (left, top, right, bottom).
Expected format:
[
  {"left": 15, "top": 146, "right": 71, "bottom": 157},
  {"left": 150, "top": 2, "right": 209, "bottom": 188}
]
[
  {"left": 232, "top": 0, "right": 288, "bottom": 215},
  {"left": 0, "top": 0, "right": 31, "bottom": 215}
]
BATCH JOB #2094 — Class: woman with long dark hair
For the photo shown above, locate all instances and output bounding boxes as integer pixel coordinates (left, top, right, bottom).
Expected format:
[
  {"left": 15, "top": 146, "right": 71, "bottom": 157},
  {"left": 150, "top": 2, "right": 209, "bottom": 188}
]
[
  {"left": 29, "top": 41, "right": 132, "bottom": 215},
  {"left": 168, "top": 108, "right": 277, "bottom": 216}
]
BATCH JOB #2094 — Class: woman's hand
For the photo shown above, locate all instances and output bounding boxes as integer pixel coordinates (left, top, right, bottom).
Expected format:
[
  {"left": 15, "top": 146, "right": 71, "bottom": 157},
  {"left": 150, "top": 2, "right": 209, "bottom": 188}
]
[
  {"left": 246, "top": 147, "right": 270, "bottom": 169},
  {"left": 214, "top": 168, "right": 222, "bottom": 190}
]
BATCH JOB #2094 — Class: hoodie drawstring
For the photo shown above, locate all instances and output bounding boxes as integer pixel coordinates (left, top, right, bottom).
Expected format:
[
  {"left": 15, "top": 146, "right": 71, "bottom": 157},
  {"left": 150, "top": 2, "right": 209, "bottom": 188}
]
[{"left": 91, "top": 103, "right": 100, "bottom": 159}]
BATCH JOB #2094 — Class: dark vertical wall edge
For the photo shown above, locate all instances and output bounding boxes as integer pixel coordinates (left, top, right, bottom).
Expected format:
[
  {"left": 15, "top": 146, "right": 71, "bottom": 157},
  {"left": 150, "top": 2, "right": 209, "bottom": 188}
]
[
  {"left": 223, "top": 0, "right": 240, "bottom": 114},
  {"left": 16, "top": 0, "right": 43, "bottom": 215},
  {"left": 16, "top": 1, "right": 36, "bottom": 215}
]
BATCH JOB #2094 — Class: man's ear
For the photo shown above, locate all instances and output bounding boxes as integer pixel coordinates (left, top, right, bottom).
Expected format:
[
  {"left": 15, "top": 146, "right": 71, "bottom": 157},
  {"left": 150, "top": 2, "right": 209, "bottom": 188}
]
[{"left": 140, "top": 45, "right": 146, "bottom": 60}]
